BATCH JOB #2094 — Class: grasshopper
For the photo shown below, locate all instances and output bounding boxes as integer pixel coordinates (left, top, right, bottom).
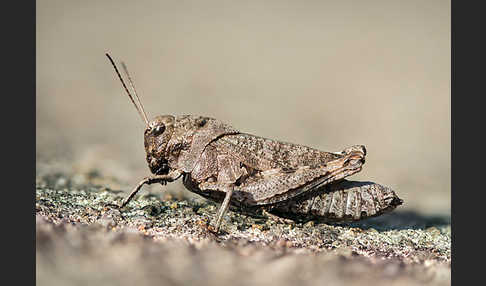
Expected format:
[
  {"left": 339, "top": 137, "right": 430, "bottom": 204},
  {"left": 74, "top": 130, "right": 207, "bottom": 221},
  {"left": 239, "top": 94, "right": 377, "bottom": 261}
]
[{"left": 105, "top": 54, "right": 402, "bottom": 233}]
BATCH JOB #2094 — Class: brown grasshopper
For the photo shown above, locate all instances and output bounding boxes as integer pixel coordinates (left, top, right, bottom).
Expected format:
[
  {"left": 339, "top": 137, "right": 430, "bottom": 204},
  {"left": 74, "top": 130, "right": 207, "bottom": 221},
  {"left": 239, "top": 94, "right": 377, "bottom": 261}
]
[{"left": 106, "top": 53, "right": 402, "bottom": 233}]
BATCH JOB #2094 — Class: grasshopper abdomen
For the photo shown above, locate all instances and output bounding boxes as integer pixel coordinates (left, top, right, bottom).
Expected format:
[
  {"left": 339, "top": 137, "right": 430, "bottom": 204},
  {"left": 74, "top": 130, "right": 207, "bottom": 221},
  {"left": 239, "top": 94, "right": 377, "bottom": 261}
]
[{"left": 268, "top": 180, "right": 403, "bottom": 222}]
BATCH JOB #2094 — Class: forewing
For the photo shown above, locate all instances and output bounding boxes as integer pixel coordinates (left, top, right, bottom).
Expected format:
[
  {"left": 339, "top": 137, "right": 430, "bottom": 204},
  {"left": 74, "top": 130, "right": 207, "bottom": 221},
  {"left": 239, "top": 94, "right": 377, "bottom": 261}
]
[{"left": 211, "top": 133, "right": 363, "bottom": 171}]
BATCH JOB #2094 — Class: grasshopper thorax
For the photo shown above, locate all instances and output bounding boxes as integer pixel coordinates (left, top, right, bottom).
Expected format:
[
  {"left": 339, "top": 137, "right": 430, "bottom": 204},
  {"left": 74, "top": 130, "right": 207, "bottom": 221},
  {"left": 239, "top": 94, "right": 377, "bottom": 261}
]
[{"left": 144, "top": 115, "right": 175, "bottom": 175}]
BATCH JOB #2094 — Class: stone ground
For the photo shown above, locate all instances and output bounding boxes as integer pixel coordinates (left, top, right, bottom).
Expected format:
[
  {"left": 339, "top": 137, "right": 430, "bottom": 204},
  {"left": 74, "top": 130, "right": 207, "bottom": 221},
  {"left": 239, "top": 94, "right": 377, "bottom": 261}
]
[{"left": 36, "top": 167, "right": 450, "bottom": 286}]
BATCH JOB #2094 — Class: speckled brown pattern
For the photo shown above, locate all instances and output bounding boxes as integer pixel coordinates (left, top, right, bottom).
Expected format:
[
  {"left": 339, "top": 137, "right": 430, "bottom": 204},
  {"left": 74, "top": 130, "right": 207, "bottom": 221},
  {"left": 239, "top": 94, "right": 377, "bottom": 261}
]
[
  {"left": 268, "top": 180, "right": 403, "bottom": 222},
  {"left": 107, "top": 54, "right": 397, "bottom": 232},
  {"left": 121, "top": 111, "right": 391, "bottom": 232}
]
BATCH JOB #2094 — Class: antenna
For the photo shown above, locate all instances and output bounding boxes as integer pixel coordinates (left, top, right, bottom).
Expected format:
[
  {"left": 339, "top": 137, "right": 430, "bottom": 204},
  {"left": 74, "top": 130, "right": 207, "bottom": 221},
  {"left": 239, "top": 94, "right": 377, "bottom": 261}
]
[
  {"left": 105, "top": 53, "right": 149, "bottom": 125},
  {"left": 120, "top": 61, "right": 149, "bottom": 125}
]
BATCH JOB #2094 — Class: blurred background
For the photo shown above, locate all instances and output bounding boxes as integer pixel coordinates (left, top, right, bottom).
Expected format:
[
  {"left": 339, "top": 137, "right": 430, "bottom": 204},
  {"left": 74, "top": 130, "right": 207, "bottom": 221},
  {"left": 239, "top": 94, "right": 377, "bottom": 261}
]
[{"left": 37, "top": 0, "right": 450, "bottom": 216}]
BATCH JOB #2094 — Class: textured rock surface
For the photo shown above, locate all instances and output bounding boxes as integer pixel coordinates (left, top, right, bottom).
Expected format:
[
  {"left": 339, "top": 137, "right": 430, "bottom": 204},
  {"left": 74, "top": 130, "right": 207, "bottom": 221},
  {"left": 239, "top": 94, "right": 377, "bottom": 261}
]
[{"left": 36, "top": 170, "right": 450, "bottom": 286}]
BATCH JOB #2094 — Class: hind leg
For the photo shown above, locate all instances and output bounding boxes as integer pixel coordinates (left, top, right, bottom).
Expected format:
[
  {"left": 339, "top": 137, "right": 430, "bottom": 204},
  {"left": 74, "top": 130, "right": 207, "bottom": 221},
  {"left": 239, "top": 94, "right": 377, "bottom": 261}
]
[{"left": 262, "top": 209, "right": 296, "bottom": 225}]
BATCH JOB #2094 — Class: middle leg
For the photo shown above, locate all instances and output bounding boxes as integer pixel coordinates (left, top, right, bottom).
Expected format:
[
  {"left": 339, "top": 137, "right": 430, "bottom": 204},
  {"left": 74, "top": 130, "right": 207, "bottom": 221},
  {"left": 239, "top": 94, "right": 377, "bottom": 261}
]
[{"left": 210, "top": 185, "right": 234, "bottom": 233}]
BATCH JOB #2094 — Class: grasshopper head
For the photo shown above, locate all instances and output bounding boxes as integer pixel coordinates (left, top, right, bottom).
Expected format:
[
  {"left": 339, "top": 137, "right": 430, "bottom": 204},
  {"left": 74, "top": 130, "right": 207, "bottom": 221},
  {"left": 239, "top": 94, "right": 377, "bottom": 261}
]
[
  {"left": 105, "top": 54, "right": 180, "bottom": 175},
  {"left": 144, "top": 115, "right": 175, "bottom": 175}
]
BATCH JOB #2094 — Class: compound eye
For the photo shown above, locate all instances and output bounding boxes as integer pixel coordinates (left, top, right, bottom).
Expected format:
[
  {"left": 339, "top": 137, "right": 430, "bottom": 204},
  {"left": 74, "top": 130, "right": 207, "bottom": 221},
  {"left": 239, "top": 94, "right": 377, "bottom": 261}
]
[{"left": 153, "top": 124, "right": 165, "bottom": 136}]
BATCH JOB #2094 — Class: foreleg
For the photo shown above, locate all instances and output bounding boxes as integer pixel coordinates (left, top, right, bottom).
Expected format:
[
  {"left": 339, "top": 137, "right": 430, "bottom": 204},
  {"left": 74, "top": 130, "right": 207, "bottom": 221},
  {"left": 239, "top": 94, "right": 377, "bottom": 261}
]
[{"left": 119, "top": 171, "right": 182, "bottom": 208}]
